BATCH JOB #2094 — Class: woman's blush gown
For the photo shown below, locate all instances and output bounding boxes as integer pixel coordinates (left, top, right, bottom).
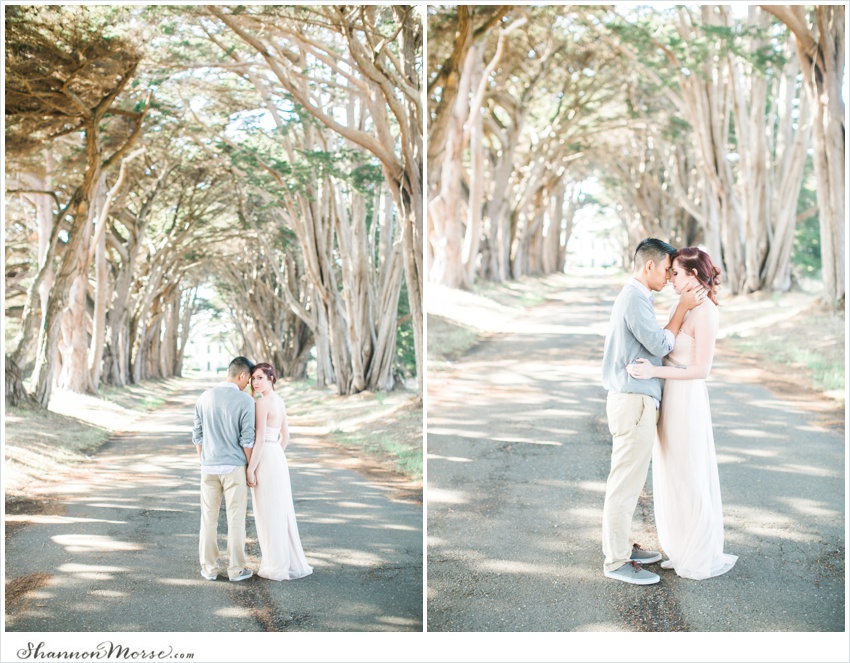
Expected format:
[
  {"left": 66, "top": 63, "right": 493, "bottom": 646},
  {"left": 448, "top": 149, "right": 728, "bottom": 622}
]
[
  {"left": 251, "top": 430, "right": 313, "bottom": 581},
  {"left": 654, "top": 330, "right": 737, "bottom": 580}
]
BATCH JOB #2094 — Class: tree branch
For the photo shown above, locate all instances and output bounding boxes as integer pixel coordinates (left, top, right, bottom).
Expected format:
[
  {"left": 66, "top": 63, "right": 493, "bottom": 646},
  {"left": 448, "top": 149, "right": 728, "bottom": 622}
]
[{"left": 5, "top": 189, "right": 64, "bottom": 212}]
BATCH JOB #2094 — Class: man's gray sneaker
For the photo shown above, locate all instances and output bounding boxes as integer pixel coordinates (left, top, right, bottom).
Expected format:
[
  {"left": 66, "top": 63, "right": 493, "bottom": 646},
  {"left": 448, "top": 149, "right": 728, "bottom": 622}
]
[
  {"left": 229, "top": 568, "right": 253, "bottom": 582},
  {"left": 630, "top": 543, "right": 662, "bottom": 565},
  {"left": 201, "top": 571, "right": 218, "bottom": 581},
  {"left": 604, "top": 561, "right": 660, "bottom": 585}
]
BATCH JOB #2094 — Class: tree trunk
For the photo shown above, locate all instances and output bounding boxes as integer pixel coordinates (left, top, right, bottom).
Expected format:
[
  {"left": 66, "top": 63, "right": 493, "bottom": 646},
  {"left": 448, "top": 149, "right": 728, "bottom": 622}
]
[
  {"left": 210, "top": 4, "right": 424, "bottom": 394},
  {"left": 761, "top": 4, "right": 845, "bottom": 303},
  {"left": 762, "top": 44, "right": 812, "bottom": 291},
  {"left": 5, "top": 358, "right": 36, "bottom": 406},
  {"left": 463, "top": 46, "right": 485, "bottom": 288},
  {"left": 88, "top": 206, "right": 109, "bottom": 390},
  {"left": 428, "top": 41, "right": 475, "bottom": 289},
  {"left": 509, "top": 157, "right": 547, "bottom": 278},
  {"left": 312, "top": 290, "right": 335, "bottom": 388},
  {"left": 175, "top": 288, "right": 196, "bottom": 377},
  {"left": 525, "top": 194, "right": 546, "bottom": 276},
  {"left": 396, "top": 177, "right": 424, "bottom": 396},
  {"left": 542, "top": 185, "right": 564, "bottom": 274},
  {"left": 8, "top": 164, "right": 59, "bottom": 370},
  {"left": 32, "top": 118, "right": 104, "bottom": 406},
  {"left": 483, "top": 121, "right": 521, "bottom": 282},
  {"left": 160, "top": 298, "right": 179, "bottom": 378}
]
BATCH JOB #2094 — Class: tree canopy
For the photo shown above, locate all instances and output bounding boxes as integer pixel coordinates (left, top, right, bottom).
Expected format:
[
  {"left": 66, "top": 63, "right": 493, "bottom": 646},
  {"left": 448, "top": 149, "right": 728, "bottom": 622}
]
[
  {"left": 5, "top": 4, "right": 424, "bottom": 406},
  {"left": 426, "top": 4, "right": 844, "bottom": 304}
]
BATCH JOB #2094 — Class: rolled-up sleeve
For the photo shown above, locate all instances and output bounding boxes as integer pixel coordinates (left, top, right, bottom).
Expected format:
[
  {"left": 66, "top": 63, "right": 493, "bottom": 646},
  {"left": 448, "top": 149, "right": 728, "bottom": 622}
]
[
  {"left": 192, "top": 403, "right": 204, "bottom": 446},
  {"left": 239, "top": 399, "right": 255, "bottom": 448}
]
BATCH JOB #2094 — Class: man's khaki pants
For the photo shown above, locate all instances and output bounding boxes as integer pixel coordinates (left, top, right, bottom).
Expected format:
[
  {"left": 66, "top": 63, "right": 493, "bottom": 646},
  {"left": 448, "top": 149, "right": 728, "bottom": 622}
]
[
  {"left": 602, "top": 392, "right": 659, "bottom": 573},
  {"left": 199, "top": 466, "right": 248, "bottom": 579}
]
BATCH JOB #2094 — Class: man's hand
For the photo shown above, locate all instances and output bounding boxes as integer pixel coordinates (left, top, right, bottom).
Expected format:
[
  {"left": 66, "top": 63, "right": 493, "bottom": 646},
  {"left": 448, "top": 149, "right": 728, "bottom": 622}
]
[
  {"left": 247, "top": 470, "right": 257, "bottom": 488},
  {"left": 679, "top": 282, "right": 707, "bottom": 310}
]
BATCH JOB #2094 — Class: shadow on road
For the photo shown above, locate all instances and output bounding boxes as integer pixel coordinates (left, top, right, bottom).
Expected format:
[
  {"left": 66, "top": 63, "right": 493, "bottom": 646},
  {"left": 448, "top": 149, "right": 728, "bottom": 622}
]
[
  {"left": 5, "top": 381, "right": 422, "bottom": 633},
  {"left": 426, "top": 275, "right": 844, "bottom": 632}
]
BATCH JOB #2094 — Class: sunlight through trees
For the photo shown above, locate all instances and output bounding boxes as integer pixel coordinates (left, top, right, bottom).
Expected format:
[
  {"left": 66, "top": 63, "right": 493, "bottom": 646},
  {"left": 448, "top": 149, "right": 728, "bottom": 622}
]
[{"left": 5, "top": 5, "right": 423, "bottom": 405}]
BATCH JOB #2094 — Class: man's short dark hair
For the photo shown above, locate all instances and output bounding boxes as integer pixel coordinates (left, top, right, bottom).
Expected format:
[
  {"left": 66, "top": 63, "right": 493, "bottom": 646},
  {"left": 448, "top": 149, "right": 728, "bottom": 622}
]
[
  {"left": 634, "top": 238, "right": 676, "bottom": 269},
  {"left": 228, "top": 356, "right": 255, "bottom": 378}
]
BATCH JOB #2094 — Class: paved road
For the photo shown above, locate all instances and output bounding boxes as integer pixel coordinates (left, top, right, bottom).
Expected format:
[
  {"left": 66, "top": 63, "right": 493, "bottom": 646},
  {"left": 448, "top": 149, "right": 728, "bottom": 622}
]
[
  {"left": 5, "top": 377, "right": 422, "bottom": 633},
  {"left": 427, "top": 273, "right": 845, "bottom": 632}
]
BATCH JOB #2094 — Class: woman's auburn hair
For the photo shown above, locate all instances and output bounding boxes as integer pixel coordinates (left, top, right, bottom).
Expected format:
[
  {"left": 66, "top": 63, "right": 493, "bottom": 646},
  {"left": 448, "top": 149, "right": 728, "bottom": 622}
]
[
  {"left": 672, "top": 247, "right": 722, "bottom": 305},
  {"left": 250, "top": 362, "right": 277, "bottom": 393}
]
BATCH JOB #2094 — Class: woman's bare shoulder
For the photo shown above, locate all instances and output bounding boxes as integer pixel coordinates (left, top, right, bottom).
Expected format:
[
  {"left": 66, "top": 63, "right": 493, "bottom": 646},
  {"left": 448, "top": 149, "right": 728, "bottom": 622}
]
[{"left": 693, "top": 299, "right": 719, "bottom": 326}]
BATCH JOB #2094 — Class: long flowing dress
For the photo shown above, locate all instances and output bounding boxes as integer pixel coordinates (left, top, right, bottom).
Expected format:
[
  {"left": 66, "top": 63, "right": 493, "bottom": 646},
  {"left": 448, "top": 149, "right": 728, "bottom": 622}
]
[
  {"left": 251, "top": 429, "right": 313, "bottom": 581},
  {"left": 654, "top": 331, "right": 737, "bottom": 580}
]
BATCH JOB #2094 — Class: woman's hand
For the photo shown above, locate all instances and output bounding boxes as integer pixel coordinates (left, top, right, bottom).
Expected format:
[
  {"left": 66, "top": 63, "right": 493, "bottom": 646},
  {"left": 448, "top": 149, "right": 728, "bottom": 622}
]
[
  {"left": 247, "top": 470, "right": 257, "bottom": 487},
  {"left": 626, "top": 358, "right": 656, "bottom": 380}
]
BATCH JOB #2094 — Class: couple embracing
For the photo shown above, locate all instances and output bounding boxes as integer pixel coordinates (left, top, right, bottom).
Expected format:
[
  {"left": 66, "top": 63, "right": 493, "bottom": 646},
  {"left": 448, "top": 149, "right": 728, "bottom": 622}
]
[
  {"left": 192, "top": 356, "right": 313, "bottom": 582},
  {"left": 601, "top": 238, "right": 738, "bottom": 584}
]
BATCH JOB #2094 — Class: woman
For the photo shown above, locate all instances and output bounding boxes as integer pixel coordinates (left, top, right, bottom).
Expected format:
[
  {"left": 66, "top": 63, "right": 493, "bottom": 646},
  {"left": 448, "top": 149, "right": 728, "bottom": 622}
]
[
  {"left": 626, "top": 247, "right": 737, "bottom": 580},
  {"left": 246, "top": 362, "right": 313, "bottom": 581}
]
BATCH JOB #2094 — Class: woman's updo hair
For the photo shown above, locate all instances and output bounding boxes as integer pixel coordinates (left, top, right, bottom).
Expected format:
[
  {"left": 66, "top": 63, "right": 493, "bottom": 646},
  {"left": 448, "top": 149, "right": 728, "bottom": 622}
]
[
  {"left": 251, "top": 362, "right": 277, "bottom": 390},
  {"left": 672, "top": 247, "right": 722, "bottom": 305}
]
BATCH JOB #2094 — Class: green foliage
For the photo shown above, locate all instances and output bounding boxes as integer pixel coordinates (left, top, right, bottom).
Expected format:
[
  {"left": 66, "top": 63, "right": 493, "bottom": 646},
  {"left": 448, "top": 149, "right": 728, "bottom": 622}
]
[
  {"left": 349, "top": 163, "right": 384, "bottom": 194},
  {"left": 273, "top": 225, "right": 298, "bottom": 252},
  {"left": 792, "top": 163, "right": 820, "bottom": 276},
  {"left": 729, "top": 327, "right": 843, "bottom": 394},
  {"left": 793, "top": 212, "right": 820, "bottom": 275},
  {"left": 221, "top": 128, "right": 384, "bottom": 202},
  {"left": 6, "top": 4, "right": 420, "bottom": 398},
  {"left": 610, "top": 6, "right": 787, "bottom": 89},
  {"left": 395, "top": 279, "right": 416, "bottom": 379},
  {"left": 5, "top": 4, "right": 143, "bottom": 156}
]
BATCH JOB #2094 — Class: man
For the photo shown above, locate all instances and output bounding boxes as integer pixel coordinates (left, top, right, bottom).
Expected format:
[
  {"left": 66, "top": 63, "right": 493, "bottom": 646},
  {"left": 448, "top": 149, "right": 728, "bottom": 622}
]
[
  {"left": 601, "top": 238, "right": 705, "bottom": 585},
  {"left": 193, "top": 356, "right": 256, "bottom": 582}
]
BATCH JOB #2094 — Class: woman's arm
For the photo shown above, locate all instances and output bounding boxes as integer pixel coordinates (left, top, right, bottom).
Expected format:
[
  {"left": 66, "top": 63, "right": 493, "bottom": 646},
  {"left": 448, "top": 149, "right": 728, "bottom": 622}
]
[
  {"left": 247, "top": 397, "right": 270, "bottom": 484},
  {"left": 627, "top": 305, "right": 718, "bottom": 381}
]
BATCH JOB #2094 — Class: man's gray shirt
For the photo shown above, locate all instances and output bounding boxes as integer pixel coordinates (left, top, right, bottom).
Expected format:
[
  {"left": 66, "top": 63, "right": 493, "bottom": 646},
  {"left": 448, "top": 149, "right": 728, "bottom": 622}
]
[
  {"left": 192, "top": 382, "right": 255, "bottom": 469},
  {"left": 601, "top": 279, "right": 675, "bottom": 402}
]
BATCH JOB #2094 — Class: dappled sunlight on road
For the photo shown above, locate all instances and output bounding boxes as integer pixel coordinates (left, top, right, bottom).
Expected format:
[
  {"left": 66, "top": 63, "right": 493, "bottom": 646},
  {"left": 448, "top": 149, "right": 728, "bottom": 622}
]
[
  {"left": 727, "top": 427, "right": 776, "bottom": 438},
  {"left": 214, "top": 606, "right": 253, "bottom": 618},
  {"left": 426, "top": 453, "right": 474, "bottom": 463},
  {"left": 52, "top": 534, "right": 144, "bottom": 553},
  {"left": 428, "top": 274, "right": 844, "bottom": 632},
  {"left": 6, "top": 380, "right": 423, "bottom": 632},
  {"left": 157, "top": 578, "right": 218, "bottom": 587},
  {"left": 477, "top": 559, "right": 565, "bottom": 575},
  {"left": 89, "top": 589, "right": 129, "bottom": 598},
  {"left": 375, "top": 522, "right": 418, "bottom": 531},
  {"left": 428, "top": 427, "right": 564, "bottom": 445},
  {"left": 777, "top": 496, "right": 840, "bottom": 519},
  {"left": 573, "top": 481, "right": 607, "bottom": 494},
  {"left": 426, "top": 488, "right": 469, "bottom": 505},
  {"left": 765, "top": 463, "right": 840, "bottom": 478},
  {"left": 5, "top": 514, "right": 127, "bottom": 526},
  {"left": 376, "top": 615, "right": 420, "bottom": 627},
  {"left": 306, "top": 549, "right": 388, "bottom": 568},
  {"left": 56, "top": 563, "right": 132, "bottom": 582},
  {"left": 724, "top": 506, "right": 824, "bottom": 544}
]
